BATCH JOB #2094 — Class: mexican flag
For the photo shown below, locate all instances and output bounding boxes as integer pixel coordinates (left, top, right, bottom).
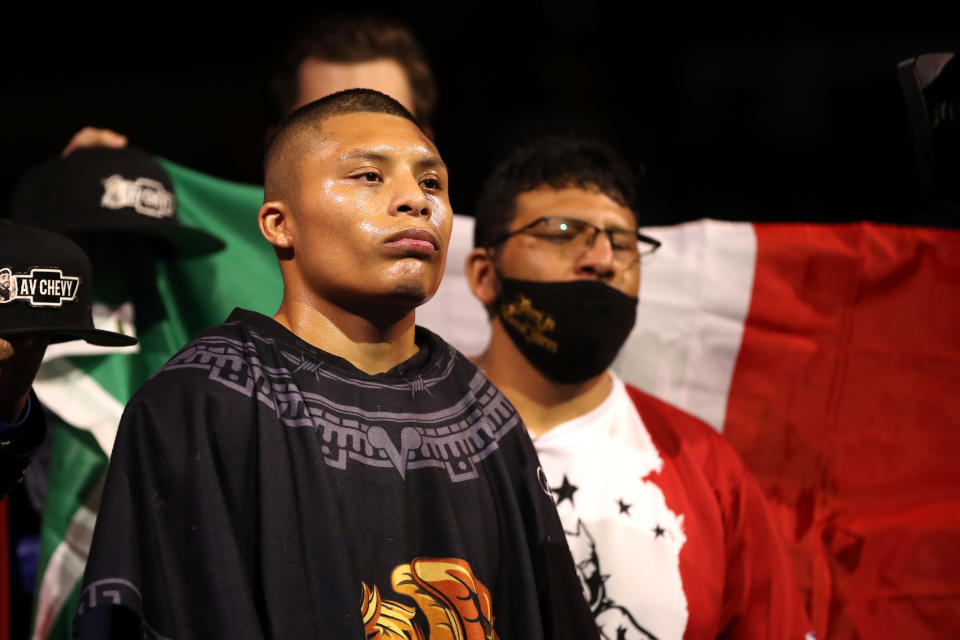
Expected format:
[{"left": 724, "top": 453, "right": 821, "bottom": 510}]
[{"left": 28, "top": 160, "right": 960, "bottom": 638}]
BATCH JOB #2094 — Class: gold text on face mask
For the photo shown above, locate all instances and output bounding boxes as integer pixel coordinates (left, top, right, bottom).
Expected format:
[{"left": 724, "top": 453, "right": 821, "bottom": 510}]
[{"left": 500, "top": 295, "right": 558, "bottom": 353}]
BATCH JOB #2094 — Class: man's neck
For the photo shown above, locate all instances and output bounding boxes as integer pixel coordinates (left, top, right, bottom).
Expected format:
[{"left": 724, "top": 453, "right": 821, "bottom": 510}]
[
  {"left": 480, "top": 320, "right": 613, "bottom": 437},
  {"left": 274, "top": 294, "right": 418, "bottom": 375}
]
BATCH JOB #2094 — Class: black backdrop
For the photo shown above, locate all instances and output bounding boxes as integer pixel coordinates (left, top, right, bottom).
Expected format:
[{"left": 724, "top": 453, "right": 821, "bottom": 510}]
[{"left": 2, "top": 4, "right": 957, "bottom": 228}]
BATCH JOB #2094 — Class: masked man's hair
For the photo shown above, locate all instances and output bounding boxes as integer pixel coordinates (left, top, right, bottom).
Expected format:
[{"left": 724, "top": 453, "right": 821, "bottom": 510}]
[{"left": 473, "top": 137, "right": 643, "bottom": 249}]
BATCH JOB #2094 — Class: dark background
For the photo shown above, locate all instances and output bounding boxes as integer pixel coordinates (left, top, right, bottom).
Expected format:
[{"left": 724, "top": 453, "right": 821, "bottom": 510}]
[{"left": 2, "top": 4, "right": 957, "bottom": 228}]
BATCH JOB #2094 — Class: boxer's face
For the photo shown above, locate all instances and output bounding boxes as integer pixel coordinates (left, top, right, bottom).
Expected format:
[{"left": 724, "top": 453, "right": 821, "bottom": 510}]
[{"left": 283, "top": 112, "right": 452, "bottom": 313}]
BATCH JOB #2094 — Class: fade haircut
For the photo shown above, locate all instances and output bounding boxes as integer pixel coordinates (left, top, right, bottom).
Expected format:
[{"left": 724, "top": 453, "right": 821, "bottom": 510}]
[
  {"left": 269, "top": 15, "right": 438, "bottom": 129},
  {"left": 264, "top": 88, "right": 420, "bottom": 201},
  {"left": 473, "top": 137, "right": 642, "bottom": 248}
]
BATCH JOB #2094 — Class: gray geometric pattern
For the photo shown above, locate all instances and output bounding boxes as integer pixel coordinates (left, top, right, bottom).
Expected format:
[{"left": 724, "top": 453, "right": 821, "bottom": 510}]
[
  {"left": 76, "top": 577, "right": 141, "bottom": 615},
  {"left": 161, "top": 333, "right": 520, "bottom": 482},
  {"left": 77, "top": 578, "right": 174, "bottom": 640}
]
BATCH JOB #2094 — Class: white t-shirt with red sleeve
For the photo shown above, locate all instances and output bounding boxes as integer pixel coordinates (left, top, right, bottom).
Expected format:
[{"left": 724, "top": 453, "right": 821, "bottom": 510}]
[{"left": 532, "top": 374, "right": 813, "bottom": 640}]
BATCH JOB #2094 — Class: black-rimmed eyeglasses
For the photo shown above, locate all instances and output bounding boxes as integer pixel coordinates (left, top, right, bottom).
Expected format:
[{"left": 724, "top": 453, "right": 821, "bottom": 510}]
[{"left": 486, "top": 216, "right": 661, "bottom": 266}]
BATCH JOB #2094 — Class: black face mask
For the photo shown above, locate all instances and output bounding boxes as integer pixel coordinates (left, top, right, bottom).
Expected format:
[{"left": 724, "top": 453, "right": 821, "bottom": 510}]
[{"left": 494, "top": 277, "right": 637, "bottom": 384}]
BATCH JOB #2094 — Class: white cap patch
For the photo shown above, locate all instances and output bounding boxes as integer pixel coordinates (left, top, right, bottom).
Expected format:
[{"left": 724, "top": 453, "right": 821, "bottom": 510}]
[
  {"left": 101, "top": 174, "right": 175, "bottom": 219},
  {"left": 0, "top": 267, "right": 80, "bottom": 307}
]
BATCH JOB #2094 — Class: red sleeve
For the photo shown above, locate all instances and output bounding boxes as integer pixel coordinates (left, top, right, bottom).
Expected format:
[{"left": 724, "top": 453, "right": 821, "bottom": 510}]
[
  {"left": 625, "top": 385, "right": 813, "bottom": 640},
  {"left": 710, "top": 432, "right": 812, "bottom": 639}
]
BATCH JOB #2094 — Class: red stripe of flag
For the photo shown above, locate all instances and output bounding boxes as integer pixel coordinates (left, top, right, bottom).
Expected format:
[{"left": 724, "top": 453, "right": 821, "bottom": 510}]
[{"left": 723, "top": 222, "right": 960, "bottom": 638}]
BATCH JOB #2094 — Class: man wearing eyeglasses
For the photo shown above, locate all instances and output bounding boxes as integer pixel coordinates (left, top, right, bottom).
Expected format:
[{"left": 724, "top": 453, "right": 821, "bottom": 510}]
[{"left": 466, "top": 137, "right": 812, "bottom": 640}]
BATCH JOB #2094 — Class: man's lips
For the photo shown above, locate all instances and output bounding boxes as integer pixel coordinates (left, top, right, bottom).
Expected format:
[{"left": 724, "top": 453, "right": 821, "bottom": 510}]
[{"left": 383, "top": 228, "right": 440, "bottom": 256}]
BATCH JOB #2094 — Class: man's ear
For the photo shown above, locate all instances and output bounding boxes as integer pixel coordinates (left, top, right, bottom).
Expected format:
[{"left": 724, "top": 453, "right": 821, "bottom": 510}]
[
  {"left": 258, "top": 201, "right": 294, "bottom": 252},
  {"left": 465, "top": 248, "right": 498, "bottom": 306}
]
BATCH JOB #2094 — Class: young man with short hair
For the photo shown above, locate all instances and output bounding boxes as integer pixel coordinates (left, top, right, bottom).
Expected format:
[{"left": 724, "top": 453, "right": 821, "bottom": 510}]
[
  {"left": 269, "top": 15, "right": 437, "bottom": 131},
  {"left": 466, "top": 137, "right": 813, "bottom": 639},
  {"left": 77, "top": 92, "right": 599, "bottom": 640}
]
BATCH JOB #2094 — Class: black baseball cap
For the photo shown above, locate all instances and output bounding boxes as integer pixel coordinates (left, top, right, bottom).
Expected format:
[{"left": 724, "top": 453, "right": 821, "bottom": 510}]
[
  {"left": 0, "top": 221, "right": 138, "bottom": 347},
  {"left": 8, "top": 146, "right": 225, "bottom": 258}
]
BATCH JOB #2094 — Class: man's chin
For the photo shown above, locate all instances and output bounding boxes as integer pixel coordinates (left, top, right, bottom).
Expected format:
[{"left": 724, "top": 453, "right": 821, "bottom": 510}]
[
  {"left": 380, "top": 268, "right": 440, "bottom": 307},
  {"left": 337, "top": 281, "right": 436, "bottom": 322},
  {"left": 382, "top": 282, "right": 433, "bottom": 309}
]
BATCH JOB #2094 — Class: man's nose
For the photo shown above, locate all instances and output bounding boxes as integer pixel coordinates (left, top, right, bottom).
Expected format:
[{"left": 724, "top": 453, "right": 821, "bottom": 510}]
[
  {"left": 574, "top": 230, "right": 616, "bottom": 279},
  {"left": 392, "top": 173, "right": 430, "bottom": 218}
]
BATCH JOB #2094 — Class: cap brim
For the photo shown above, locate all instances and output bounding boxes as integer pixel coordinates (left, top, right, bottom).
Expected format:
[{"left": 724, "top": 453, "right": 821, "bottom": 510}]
[
  {"left": 123, "top": 224, "right": 226, "bottom": 259},
  {"left": 1, "top": 326, "right": 138, "bottom": 347},
  {"left": 64, "top": 223, "right": 226, "bottom": 259}
]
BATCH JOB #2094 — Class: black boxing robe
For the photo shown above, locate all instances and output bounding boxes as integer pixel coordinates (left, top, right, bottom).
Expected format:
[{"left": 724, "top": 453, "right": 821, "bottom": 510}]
[{"left": 76, "top": 309, "right": 598, "bottom": 640}]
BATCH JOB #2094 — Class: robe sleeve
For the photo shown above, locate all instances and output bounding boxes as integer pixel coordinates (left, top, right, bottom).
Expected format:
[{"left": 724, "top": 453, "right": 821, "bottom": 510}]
[{"left": 75, "top": 372, "right": 262, "bottom": 639}]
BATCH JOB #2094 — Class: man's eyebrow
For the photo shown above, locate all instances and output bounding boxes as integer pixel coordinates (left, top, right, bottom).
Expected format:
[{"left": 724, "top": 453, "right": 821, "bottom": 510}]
[
  {"left": 414, "top": 155, "right": 446, "bottom": 172},
  {"left": 338, "top": 148, "right": 447, "bottom": 172},
  {"left": 339, "top": 149, "right": 389, "bottom": 162}
]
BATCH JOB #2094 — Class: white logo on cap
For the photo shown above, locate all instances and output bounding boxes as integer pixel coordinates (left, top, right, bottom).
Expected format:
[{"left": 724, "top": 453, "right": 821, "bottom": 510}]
[
  {"left": 0, "top": 268, "right": 15, "bottom": 302},
  {"left": 0, "top": 267, "right": 79, "bottom": 307},
  {"left": 101, "top": 175, "right": 175, "bottom": 219}
]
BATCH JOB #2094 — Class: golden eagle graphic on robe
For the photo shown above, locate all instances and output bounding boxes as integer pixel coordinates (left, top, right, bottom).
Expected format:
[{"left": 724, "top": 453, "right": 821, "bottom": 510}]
[{"left": 361, "top": 558, "right": 499, "bottom": 640}]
